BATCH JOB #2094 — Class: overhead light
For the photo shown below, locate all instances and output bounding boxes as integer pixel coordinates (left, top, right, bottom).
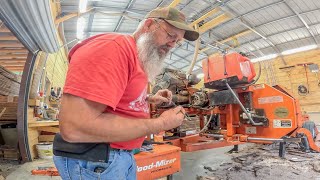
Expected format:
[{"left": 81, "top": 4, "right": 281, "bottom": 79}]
[
  {"left": 196, "top": 73, "right": 204, "bottom": 79},
  {"left": 281, "top": 45, "right": 318, "bottom": 55},
  {"left": 79, "top": 0, "right": 88, "bottom": 13},
  {"left": 76, "top": 17, "right": 85, "bottom": 40},
  {"left": 251, "top": 54, "right": 278, "bottom": 62}
]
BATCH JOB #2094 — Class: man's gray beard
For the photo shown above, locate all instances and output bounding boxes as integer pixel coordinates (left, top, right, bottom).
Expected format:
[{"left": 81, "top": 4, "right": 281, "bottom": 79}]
[{"left": 137, "top": 32, "right": 167, "bottom": 82}]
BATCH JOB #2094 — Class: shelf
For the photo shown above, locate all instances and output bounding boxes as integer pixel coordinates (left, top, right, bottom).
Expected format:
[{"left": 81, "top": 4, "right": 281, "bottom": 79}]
[
  {"left": 0, "top": 120, "right": 16, "bottom": 125},
  {"left": 28, "top": 120, "right": 59, "bottom": 127}
]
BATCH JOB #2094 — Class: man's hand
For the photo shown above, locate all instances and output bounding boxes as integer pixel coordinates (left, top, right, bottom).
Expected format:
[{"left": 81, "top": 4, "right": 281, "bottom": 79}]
[
  {"left": 148, "top": 89, "right": 172, "bottom": 105},
  {"left": 157, "top": 106, "right": 185, "bottom": 131}
]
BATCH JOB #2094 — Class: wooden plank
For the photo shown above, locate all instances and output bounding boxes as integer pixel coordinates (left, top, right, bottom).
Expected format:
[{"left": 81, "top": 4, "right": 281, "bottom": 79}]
[
  {"left": 36, "top": 126, "right": 60, "bottom": 133},
  {"left": 253, "top": 49, "right": 320, "bottom": 112},
  {"left": 1, "top": 65, "right": 24, "bottom": 68},
  {"left": 0, "top": 102, "right": 17, "bottom": 120},
  {"left": 0, "top": 49, "right": 27, "bottom": 53},
  {"left": 0, "top": 59, "right": 26, "bottom": 64},
  {"left": 0, "top": 120, "right": 16, "bottom": 125},
  {"left": 3, "top": 148, "right": 19, "bottom": 160},
  {"left": 0, "top": 63, "right": 25, "bottom": 68},
  {"left": 0, "top": 54, "right": 27, "bottom": 59},
  {"left": 39, "top": 135, "right": 55, "bottom": 142},
  {"left": 0, "top": 36, "right": 18, "bottom": 41},
  {"left": 0, "top": 43, "right": 24, "bottom": 48},
  {"left": 27, "top": 128, "right": 39, "bottom": 160},
  {"left": 0, "top": 95, "right": 19, "bottom": 102},
  {"left": 28, "top": 121, "right": 59, "bottom": 127},
  {"left": 0, "top": 27, "right": 10, "bottom": 33},
  {"left": 4, "top": 68, "right": 23, "bottom": 72}
]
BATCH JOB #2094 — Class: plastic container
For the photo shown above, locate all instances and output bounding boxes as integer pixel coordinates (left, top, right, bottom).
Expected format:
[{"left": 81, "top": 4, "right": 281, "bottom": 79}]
[{"left": 36, "top": 143, "right": 53, "bottom": 159}]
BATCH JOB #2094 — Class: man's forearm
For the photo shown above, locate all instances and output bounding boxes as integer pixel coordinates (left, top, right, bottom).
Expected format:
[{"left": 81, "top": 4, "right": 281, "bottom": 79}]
[{"left": 60, "top": 112, "right": 163, "bottom": 143}]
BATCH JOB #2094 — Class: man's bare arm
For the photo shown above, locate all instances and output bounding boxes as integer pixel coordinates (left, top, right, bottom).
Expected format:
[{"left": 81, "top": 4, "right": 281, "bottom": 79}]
[{"left": 59, "top": 93, "right": 184, "bottom": 143}]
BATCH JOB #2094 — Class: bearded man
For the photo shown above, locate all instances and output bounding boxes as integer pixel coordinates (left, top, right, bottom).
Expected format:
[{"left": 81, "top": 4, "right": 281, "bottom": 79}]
[{"left": 53, "top": 7, "right": 199, "bottom": 180}]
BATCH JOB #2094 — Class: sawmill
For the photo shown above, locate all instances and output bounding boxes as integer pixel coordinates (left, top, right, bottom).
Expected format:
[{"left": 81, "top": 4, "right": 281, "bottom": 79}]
[{"left": 0, "top": 0, "right": 320, "bottom": 180}]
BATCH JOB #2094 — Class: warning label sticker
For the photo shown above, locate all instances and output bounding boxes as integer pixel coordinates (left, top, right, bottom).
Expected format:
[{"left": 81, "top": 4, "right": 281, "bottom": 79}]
[
  {"left": 273, "top": 119, "right": 292, "bottom": 128},
  {"left": 258, "top": 96, "right": 284, "bottom": 104},
  {"left": 253, "top": 84, "right": 265, "bottom": 90}
]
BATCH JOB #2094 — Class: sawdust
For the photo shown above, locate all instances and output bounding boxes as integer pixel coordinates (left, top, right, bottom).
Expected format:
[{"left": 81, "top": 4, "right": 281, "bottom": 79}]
[
  {"left": 0, "top": 159, "right": 20, "bottom": 178},
  {"left": 200, "top": 144, "right": 320, "bottom": 180}
]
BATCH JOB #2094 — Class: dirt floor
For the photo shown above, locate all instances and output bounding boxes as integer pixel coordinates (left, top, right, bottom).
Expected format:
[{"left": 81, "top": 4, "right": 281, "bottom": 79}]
[{"left": 196, "top": 144, "right": 320, "bottom": 180}]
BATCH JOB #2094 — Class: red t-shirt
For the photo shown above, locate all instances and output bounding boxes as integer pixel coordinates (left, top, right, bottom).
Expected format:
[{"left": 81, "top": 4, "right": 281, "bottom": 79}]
[{"left": 64, "top": 33, "right": 149, "bottom": 150}]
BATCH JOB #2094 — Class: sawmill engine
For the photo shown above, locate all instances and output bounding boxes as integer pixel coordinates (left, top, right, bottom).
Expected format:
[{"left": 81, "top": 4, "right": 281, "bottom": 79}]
[{"left": 152, "top": 68, "right": 208, "bottom": 108}]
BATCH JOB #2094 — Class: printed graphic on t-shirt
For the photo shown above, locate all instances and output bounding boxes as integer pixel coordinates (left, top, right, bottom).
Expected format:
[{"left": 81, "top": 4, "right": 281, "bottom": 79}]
[{"left": 128, "top": 88, "right": 149, "bottom": 113}]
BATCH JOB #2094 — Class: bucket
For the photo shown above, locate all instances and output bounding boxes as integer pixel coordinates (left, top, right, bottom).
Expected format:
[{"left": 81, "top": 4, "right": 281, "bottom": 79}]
[
  {"left": 0, "top": 123, "right": 18, "bottom": 147},
  {"left": 36, "top": 143, "right": 53, "bottom": 159}
]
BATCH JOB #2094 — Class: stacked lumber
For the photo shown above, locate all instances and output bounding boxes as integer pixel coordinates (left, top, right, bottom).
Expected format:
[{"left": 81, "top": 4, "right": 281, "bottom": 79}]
[
  {"left": 0, "top": 96, "right": 18, "bottom": 121},
  {"left": 0, "top": 145, "right": 20, "bottom": 160},
  {"left": 0, "top": 66, "right": 21, "bottom": 96}
]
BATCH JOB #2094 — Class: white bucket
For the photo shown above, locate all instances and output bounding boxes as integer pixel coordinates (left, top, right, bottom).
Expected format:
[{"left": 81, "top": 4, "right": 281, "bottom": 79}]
[{"left": 36, "top": 143, "right": 53, "bottom": 159}]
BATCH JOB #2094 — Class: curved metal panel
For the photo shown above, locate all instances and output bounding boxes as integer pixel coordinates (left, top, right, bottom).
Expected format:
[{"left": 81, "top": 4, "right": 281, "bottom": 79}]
[
  {"left": 0, "top": 0, "right": 60, "bottom": 53},
  {"left": 17, "top": 51, "right": 37, "bottom": 162}
]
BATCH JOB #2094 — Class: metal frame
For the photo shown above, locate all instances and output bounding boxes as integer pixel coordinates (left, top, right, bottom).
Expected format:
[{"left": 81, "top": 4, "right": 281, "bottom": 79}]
[
  {"left": 17, "top": 51, "right": 37, "bottom": 162},
  {"left": 60, "top": 0, "right": 320, "bottom": 70}
]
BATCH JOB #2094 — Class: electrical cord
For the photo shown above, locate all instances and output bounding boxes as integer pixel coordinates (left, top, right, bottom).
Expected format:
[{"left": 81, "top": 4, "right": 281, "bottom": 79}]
[{"left": 198, "top": 110, "right": 214, "bottom": 133}]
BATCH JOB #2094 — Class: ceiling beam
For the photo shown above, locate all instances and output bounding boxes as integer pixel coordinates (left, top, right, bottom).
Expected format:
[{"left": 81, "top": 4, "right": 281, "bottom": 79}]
[
  {"left": 219, "top": 5, "right": 286, "bottom": 65},
  {"left": 199, "top": 47, "right": 211, "bottom": 53},
  {"left": 237, "top": 21, "right": 320, "bottom": 54},
  {"left": 198, "top": 14, "right": 230, "bottom": 34},
  {"left": 55, "top": 12, "right": 78, "bottom": 25},
  {"left": 190, "top": 7, "right": 220, "bottom": 27},
  {"left": 219, "top": 30, "right": 252, "bottom": 44},
  {"left": 0, "top": 36, "right": 18, "bottom": 41},
  {"left": 168, "top": 0, "right": 181, "bottom": 8},
  {"left": 210, "top": 0, "right": 284, "bottom": 32},
  {"left": 0, "top": 43, "right": 24, "bottom": 48},
  {"left": 283, "top": 0, "right": 318, "bottom": 44},
  {"left": 86, "top": 11, "right": 95, "bottom": 38},
  {"left": 55, "top": 8, "right": 95, "bottom": 25},
  {"left": 114, "top": 0, "right": 136, "bottom": 32}
]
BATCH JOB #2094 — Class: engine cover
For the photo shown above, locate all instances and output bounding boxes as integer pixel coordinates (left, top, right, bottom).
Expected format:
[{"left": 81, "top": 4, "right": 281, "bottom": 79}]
[{"left": 202, "top": 53, "right": 256, "bottom": 90}]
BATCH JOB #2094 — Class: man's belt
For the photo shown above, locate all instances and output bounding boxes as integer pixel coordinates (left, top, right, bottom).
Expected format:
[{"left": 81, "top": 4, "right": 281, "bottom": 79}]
[{"left": 53, "top": 133, "right": 110, "bottom": 163}]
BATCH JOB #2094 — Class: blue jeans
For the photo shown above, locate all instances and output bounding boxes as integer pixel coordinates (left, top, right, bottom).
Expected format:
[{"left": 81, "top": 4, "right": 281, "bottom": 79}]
[{"left": 53, "top": 149, "right": 136, "bottom": 180}]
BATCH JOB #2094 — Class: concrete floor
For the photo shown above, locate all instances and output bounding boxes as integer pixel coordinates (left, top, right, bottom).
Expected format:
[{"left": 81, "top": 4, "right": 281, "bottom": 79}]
[
  {"left": 4, "top": 143, "right": 320, "bottom": 180},
  {"left": 4, "top": 145, "right": 247, "bottom": 180},
  {"left": 173, "top": 144, "right": 251, "bottom": 180},
  {"left": 5, "top": 159, "right": 60, "bottom": 180}
]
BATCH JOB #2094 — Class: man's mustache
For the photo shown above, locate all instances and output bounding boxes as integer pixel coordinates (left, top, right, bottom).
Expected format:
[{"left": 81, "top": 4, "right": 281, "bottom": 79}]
[{"left": 159, "top": 45, "right": 170, "bottom": 53}]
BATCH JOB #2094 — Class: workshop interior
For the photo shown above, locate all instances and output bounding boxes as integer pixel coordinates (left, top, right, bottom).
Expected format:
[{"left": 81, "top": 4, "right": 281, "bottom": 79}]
[{"left": 0, "top": 0, "right": 320, "bottom": 179}]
